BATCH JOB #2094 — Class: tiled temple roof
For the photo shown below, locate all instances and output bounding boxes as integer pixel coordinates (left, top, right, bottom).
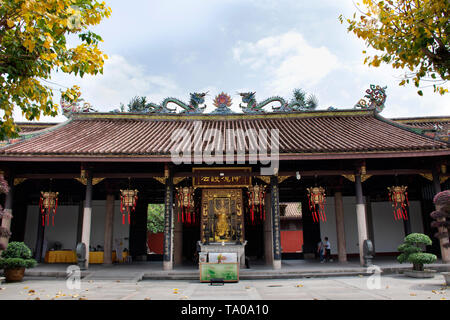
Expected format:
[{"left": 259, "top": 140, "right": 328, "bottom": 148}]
[
  {"left": 1, "top": 110, "right": 448, "bottom": 161},
  {"left": 392, "top": 116, "right": 450, "bottom": 129},
  {"left": 16, "top": 122, "right": 59, "bottom": 133},
  {"left": 391, "top": 116, "right": 450, "bottom": 142},
  {"left": 280, "top": 202, "right": 302, "bottom": 219}
]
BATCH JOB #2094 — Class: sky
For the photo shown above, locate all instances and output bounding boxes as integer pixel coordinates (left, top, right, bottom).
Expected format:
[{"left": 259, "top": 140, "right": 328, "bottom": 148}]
[{"left": 17, "top": 0, "right": 449, "bottom": 122}]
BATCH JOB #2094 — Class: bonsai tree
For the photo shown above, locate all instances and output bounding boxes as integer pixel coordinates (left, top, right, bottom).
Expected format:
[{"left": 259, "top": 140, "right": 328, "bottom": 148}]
[
  {"left": 431, "top": 190, "right": 450, "bottom": 248},
  {"left": 397, "top": 233, "right": 437, "bottom": 271},
  {"left": 0, "top": 242, "right": 36, "bottom": 282}
]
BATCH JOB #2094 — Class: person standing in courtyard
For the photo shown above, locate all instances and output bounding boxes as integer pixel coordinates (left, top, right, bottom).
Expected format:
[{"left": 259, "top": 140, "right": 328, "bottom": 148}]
[
  {"left": 317, "top": 239, "right": 325, "bottom": 263},
  {"left": 324, "top": 237, "right": 332, "bottom": 262}
]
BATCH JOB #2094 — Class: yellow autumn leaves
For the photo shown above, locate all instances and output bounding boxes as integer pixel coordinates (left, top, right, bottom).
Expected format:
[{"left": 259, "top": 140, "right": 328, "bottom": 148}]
[
  {"left": 342, "top": 0, "right": 449, "bottom": 96},
  {"left": 0, "top": 0, "right": 111, "bottom": 139}
]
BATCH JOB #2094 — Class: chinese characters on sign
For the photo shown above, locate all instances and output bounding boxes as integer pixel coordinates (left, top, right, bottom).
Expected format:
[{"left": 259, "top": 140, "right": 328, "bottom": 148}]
[{"left": 193, "top": 168, "right": 251, "bottom": 188}]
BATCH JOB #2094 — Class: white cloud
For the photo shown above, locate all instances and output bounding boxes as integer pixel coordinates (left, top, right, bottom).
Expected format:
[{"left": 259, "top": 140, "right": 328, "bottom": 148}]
[
  {"left": 233, "top": 31, "right": 340, "bottom": 96},
  {"left": 13, "top": 54, "right": 183, "bottom": 122}
]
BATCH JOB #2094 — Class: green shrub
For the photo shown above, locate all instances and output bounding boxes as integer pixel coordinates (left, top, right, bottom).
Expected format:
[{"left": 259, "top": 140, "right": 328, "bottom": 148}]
[
  {"left": 397, "top": 233, "right": 437, "bottom": 271},
  {"left": 0, "top": 257, "right": 36, "bottom": 269},
  {"left": 0, "top": 242, "right": 36, "bottom": 270}
]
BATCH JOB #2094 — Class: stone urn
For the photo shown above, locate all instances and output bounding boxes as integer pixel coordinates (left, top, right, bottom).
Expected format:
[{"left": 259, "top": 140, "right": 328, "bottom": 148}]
[
  {"left": 441, "top": 272, "right": 450, "bottom": 285},
  {"left": 4, "top": 267, "right": 25, "bottom": 282},
  {"left": 403, "top": 269, "right": 436, "bottom": 279}
]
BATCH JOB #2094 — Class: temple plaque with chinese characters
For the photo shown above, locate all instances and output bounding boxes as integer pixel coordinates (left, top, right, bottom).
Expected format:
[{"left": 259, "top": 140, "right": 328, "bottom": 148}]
[{"left": 193, "top": 167, "right": 251, "bottom": 188}]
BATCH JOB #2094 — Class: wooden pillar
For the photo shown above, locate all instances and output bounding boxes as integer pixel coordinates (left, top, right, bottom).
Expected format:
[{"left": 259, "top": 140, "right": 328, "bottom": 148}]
[
  {"left": 0, "top": 173, "right": 14, "bottom": 250},
  {"left": 264, "top": 191, "right": 273, "bottom": 265},
  {"left": 104, "top": 192, "right": 115, "bottom": 265},
  {"left": 432, "top": 169, "right": 450, "bottom": 263},
  {"left": 81, "top": 171, "right": 93, "bottom": 269},
  {"left": 270, "top": 176, "right": 281, "bottom": 269},
  {"left": 355, "top": 174, "right": 368, "bottom": 266},
  {"left": 163, "top": 166, "right": 174, "bottom": 270},
  {"left": 366, "top": 196, "right": 376, "bottom": 251},
  {"left": 334, "top": 190, "right": 347, "bottom": 263},
  {"left": 34, "top": 208, "right": 45, "bottom": 262}
]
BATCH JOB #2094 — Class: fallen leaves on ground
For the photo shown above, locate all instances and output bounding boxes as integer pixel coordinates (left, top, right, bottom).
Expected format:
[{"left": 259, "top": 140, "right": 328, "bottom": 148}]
[{"left": 296, "top": 284, "right": 304, "bottom": 287}]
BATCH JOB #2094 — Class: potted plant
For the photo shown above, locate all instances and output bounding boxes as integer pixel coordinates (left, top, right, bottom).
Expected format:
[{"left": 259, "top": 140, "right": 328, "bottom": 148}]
[
  {"left": 431, "top": 190, "right": 450, "bottom": 285},
  {"left": 0, "top": 242, "right": 36, "bottom": 282},
  {"left": 397, "top": 233, "right": 437, "bottom": 278}
]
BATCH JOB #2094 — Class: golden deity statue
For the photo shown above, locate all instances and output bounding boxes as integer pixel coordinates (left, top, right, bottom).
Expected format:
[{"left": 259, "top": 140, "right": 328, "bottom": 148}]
[{"left": 214, "top": 198, "right": 230, "bottom": 241}]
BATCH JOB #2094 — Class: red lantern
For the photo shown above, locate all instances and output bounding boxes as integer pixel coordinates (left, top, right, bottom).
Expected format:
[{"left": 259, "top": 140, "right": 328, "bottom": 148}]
[
  {"left": 307, "top": 187, "right": 326, "bottom": 223},
  {"left": 120, "top": 189, "right": 138, "bottom": 224},
  {"left": 247, "top": 184, "right": 266, "bottom": 224},
  {"left": 176, "top": 187, "right": 195, "bottom": 225},
  {"left": 39, "top": 191, "right": 59, "bottom": 226},
  {"left": 387, "top": 186, "right": 409, "bottom": 220}
]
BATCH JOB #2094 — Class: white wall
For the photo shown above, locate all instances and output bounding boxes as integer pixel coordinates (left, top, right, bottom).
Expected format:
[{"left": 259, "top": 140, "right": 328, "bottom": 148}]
[
  {"left": 23, "top": 200, "right": 130, "bottom": 254},
  {"left": 319, "top": 198, "right": 424, "bottom": 254},
  {"left": 320, "top": 196, "right": 360, "bottom": 254},
  {"left": 371, "top": 200, "right": 423, "bottom": 253}
]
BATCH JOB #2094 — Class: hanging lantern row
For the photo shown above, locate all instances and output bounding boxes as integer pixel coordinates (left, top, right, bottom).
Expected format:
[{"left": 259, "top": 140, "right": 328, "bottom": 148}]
[
  {"left": 39, "top": 191, "right": 59, "bottom": 226},
  {"left": 176, "top": 186, "right": 196, "bottom": 224},
  {"left": 120, "top": 189, "right": 139, "bottom": 225},
  {"left": 247, "top": 184, "right": 267, "bottom": 224},
  {"left": 387, "top": 185, "right": 409, "bottom": 221},
  {"left": 307, "top": 186, "right": 326, "bottom": 223}
]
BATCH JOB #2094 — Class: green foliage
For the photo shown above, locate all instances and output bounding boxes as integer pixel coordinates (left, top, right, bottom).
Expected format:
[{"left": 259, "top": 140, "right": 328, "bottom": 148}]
[
  {"left": 0, "top": 242, "right": 36, "bottom": 269},
  {"left": 340, "top": 0, "right": 449, "bottom": 96},
  {"left": 408, "top": 252, "right": 437, "bottom": 266},
  {"left": 404, "top": 233, "right": 433, "bottom": 246},
  {"left": 397, "top": 233, "right": 436, "bottom": 270},
  {"left": 0, "top": 0, "right": 111, "bottom": 139},
  {"left": 291, "top": 88, "right": 318, "bottom": 110},
  {"left": 127, "top": 96, "right": 149, "bottom": 113},
  {"left": 0, "top": 257, "right": 36, "bottom": 269},
  {"left": 147, "top": 204, "right": 165, "bottom": 234}
]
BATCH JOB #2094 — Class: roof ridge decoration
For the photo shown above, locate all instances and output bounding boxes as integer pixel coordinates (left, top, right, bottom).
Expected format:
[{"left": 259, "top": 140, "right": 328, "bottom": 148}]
[
  {"left": 354, "top": 84, "right": 387, "bottom": 113},
  {"left": 61, "top": 93, "right": 97, "bottom": 116},
  {"left": 238, "top": 92, "right": 319, "bottom": 113},
  {"left": 211, "top": 92, "right": 234, "bottom": 114},
  {"left": 147, "top": 92, "right": 208, "bottom": 114}
]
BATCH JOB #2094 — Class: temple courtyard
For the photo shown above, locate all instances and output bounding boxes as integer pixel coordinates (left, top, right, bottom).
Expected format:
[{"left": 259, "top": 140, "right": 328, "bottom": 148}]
[
  {"left": 0, "top": 274, "right": 447, "bottom": 300},
  {"left": 0, "top": 258, "right": 449, "bottom": 300}
]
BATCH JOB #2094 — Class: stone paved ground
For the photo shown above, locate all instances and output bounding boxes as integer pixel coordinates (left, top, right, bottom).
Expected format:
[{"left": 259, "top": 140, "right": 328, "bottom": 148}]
[{"left": 0, "top": 274, "right": 448, "bottom": 300}]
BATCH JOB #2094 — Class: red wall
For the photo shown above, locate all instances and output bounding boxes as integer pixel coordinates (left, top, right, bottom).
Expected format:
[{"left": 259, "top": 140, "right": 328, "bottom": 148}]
[
  {"left": 147, "top": 232, "right": 164, "bottom": 254},
  {"left": 281, "top": 230, "right": 303, "bottom": 253}
]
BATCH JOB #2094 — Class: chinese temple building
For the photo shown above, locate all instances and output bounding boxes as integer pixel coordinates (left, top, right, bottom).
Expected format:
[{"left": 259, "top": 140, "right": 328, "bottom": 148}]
[{"left": 0, "top": 88, "right": 449, "bottom": 270}]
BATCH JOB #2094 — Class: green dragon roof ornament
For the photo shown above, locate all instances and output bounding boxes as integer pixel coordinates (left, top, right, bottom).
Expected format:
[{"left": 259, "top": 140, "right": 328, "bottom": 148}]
[
  {"left": 147, "top": 92, "right": 208, "bottom": 114},
  {"left": 354, "top": 84, "right": 387, "bottom": 113},
  {"left": 239, "top": 92, "right": 318, "bottom": 113}
]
